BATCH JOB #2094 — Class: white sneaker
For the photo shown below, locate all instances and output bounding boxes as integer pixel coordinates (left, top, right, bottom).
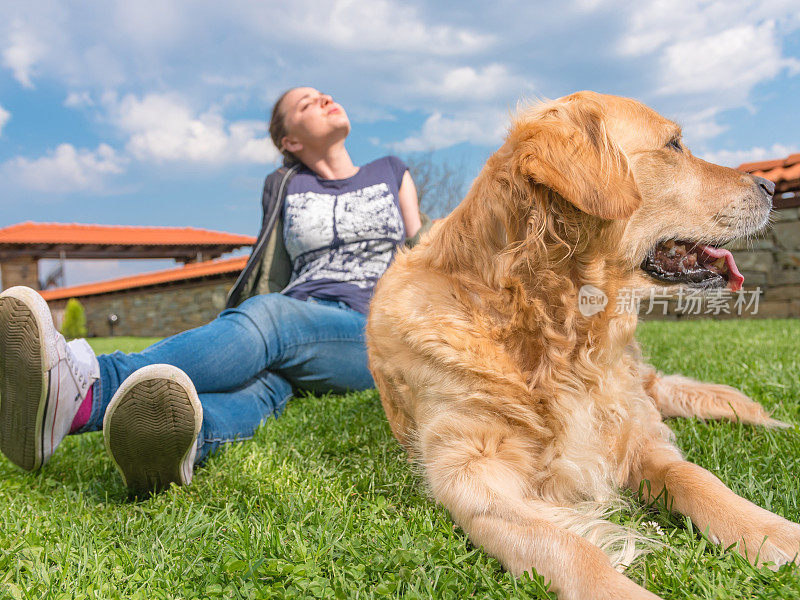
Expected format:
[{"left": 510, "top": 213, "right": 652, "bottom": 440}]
[
  {"left": 103, "top": 364, "right": 202, "bottom": 496},
  {"left": 0, "top": 286, "right": 99, "bottom": 471}
]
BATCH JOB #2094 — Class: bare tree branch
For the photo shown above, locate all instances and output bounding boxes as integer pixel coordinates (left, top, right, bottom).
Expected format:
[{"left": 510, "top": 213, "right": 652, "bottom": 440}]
[{"left": 404, "top": 152, "right": 468, "bottom": 219}]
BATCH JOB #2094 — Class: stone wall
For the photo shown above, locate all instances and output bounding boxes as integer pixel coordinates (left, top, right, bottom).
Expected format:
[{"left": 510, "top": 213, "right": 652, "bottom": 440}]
[
  {"left": 728, "top": 206, "right": 800, "bottom": 318},
  {"left": 640, "top": 206, "right": 800, "bottom": 319},
  {"left": 0, "top": 257, "right": 40, "bottom": 290},
  {"left": 47, "top": 276, "right": 236, "bottom": 338}
]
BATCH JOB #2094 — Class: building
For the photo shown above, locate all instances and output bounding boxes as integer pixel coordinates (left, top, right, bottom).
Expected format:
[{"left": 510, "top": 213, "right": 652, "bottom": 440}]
[
  {"left": 0, "top": 221, "right": 254, "bottom": 290},
  {"left": 41, "top": 256, "right": 247, "bottom": 337},
  {"left": 0, "top": 222, "right": 254, "bottom": 336}
]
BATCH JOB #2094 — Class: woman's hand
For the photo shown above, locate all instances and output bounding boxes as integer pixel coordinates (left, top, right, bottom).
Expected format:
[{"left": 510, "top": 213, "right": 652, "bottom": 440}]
[{"left": 398, "top": 171, "right": 422, "bottom": 238}]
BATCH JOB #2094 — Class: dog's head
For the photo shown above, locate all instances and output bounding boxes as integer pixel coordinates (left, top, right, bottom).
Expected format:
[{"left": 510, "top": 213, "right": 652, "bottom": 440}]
[{"left": 509, "top": 91, "right": 773, "bottom": 292}]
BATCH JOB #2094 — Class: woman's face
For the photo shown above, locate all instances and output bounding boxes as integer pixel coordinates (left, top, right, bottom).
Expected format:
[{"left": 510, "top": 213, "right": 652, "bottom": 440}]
[{"left": 280, "top": 87, "right": 351, "bottom": 155}]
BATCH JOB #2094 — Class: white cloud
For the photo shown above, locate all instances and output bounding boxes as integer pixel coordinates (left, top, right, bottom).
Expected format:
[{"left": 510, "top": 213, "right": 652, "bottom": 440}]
[
  {"left": 701, "top": 143, "right": 798, "bottom": 168},
  {"left": 618, "top": 1, "right": 800, "bottom": 106},
  {"left": 271, "top": 0, "right": 492, "bottom": 56},
  {"left": 0, "top": 0, "right": 492, "bottom": 96},
  {"left": 682, "top": 114, "right": 728, "bottom": 142},
  {"left": 201, "top": 73, "right": 257, "bottom": 89},
  {"left": 1, "top": 0, "right": 799, "bottom": 172},
  {"left": 111, "top": 1, "right": 187, "bottom": 49},
  {"left": 413, "top": 64, "right": 528, "bottom": 102},
  {"left": 392, "top": 108, "right": 508, "bottom": 152},
  {"left": 613, "top": 0, "right": 800, "bottom": 150},
  {"left": 108, "top": 93, "right": 280, "bottom": 164},
  {"left": 619, "top": 0, "right": 800, "bottom": 56},
  {"left": 0, "top": 104, "right": 10, "bottom": 136},
  {"left": 658, "top": 22, "right": 799, "bottom": 99},
  {"left": 383, "top": 63, "right": 530, "bottom": 151},
  {"left": 64, "top": 91, "right": 94, "bottom": 108},
  {"left": 613, "top": 2, "right": 799, "bottom": 151},
  {"left": 347, "top": 105, "right": 397, "bottom": 124},
  {"left": 1, "top": 143, "right": 125, "bottom": 192},
  {"left": 2, "top": 20, "right": 46, "bottom": 88}
]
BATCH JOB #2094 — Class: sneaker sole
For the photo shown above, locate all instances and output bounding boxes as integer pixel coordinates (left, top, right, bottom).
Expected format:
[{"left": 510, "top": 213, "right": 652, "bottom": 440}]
[
  {"left": 0, "top": 288, "right": 56, "bottom": 471},
  {"left": 103, "top": 365, "right": 202, "bottom": 496}
]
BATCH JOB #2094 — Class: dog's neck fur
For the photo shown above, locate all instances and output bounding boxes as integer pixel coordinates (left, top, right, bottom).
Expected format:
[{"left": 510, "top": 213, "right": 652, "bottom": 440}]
[{"left": 426, "top": 150, "right": 637, "bottom": 362}]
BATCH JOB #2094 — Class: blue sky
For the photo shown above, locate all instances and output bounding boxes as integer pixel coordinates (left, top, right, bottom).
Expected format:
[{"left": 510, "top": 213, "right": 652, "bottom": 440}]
[{"left": 1, "top": 0, "right": 799, "bottom": 285}]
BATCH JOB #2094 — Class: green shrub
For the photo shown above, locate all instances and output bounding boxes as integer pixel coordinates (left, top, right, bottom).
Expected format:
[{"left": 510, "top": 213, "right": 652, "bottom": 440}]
[{"left": 61, "top": 298, "right": 88, "bottom": 339}]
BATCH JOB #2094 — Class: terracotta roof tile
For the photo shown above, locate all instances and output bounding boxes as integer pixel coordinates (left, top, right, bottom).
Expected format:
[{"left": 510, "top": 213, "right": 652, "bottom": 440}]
[
  {"left": 738, "top": 158, "right": 785, "bottom": 172},
  {"left": 40, "top": 255, "right": 247, "bottom": 301},
  {"left": 0, "top": 222, "right": 255, "bottom": 246},
  {"left": 738, "top": 153, "right": 800, "bottom": 185}
]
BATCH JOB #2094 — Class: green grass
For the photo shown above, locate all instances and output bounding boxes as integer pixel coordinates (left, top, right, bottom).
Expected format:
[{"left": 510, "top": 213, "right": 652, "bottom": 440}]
[
  {"left": 1, "top": 320, "right": 799, "bottom": 599},
  {"left": 85, "top": 337, "right": 161, "bottom": 355}
]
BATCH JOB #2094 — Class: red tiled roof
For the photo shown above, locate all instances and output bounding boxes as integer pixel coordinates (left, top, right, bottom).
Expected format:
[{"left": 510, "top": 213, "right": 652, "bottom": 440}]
[
  {"left": 738, "top": 153, "right": 800, "bottom": 186},
  {"left": 0, "top": 222, "right": 256, "bottom": 246},
  {"left": 40, "top": 255, "right": 248, "bottom": 301}
]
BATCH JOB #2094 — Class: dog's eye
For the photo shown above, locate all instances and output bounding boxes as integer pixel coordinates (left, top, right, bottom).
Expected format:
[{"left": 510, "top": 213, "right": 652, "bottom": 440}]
[{"left": 666, "top": 139, "right": 682, "bottom": 152}]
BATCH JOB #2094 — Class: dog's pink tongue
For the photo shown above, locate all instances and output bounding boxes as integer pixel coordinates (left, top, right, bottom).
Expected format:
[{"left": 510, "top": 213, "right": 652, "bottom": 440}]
[{"left": 697, "top": 244, "right": 744, "bottom": 292}]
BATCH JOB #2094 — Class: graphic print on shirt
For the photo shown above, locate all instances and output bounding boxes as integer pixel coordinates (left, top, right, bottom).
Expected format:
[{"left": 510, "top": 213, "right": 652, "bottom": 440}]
[{"left": 282, "top": 182, "right": 404, "bottom": 294}]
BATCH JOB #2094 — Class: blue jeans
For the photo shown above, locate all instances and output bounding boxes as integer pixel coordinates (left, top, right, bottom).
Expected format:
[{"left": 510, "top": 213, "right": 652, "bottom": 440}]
[{"left": 76, "top": 294, "right": 374, "bottom": 463}]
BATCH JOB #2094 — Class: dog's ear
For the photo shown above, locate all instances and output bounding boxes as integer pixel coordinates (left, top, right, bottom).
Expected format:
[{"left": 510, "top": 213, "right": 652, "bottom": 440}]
[{"left": 515, "top": 97, "right": 641, "bottom": 220}]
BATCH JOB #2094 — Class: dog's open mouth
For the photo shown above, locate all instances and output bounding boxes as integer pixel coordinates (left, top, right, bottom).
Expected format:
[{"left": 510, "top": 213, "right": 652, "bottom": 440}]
[{"left": 640, "top": 240, "right": 744, "bottom": 292}]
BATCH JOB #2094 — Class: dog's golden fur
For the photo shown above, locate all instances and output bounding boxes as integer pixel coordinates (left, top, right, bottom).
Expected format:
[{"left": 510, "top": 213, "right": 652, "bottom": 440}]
[{"left": 366, "top": 91, "right": 799, "bottom": 600}]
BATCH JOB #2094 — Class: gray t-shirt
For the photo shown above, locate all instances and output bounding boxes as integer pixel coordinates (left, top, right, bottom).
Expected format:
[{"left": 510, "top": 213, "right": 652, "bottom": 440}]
[{"left": 281, "top": 156, "right": 408, "bottom": 314}]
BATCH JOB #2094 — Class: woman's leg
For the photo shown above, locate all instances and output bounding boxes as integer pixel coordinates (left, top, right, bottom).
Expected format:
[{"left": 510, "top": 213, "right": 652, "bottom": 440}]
[
  {"left": 98, "top": 295, "right": 372, "bottom": 454},
  {"left": 100, "top": 296, "right": 371, "bottom": 493},
  {"left": 102, "top": 365, "right": 293, "bottom": 494},
  {"left": 189, "top": 297, "right": 371, "bottom": 464},
  {"left": 79, "top": 293, "right": 346, "bottom": 432},
  {"left": 195, "top": 370, "right": 293, "bottom": 464},
  {"left": 254, "top": 297, "right": 374, "bottom": 395},
  {"left": 134, "top": 296, "right": 373, "bottom": 459}
]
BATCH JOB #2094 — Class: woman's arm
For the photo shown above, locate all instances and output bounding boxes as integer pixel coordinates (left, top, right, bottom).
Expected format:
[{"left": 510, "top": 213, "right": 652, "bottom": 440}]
[{"left": 398, "top": 170, "right": 422, "bottom": 239}]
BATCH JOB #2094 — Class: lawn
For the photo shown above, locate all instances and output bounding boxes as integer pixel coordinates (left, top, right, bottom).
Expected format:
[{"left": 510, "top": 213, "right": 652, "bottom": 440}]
[{"left": 1, "top": 320, "right": 799, "bottom": 599}]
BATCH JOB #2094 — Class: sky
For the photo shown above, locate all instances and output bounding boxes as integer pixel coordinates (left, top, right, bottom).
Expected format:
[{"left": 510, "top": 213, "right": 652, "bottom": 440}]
[{"left": 1, "top": 0, "right": 800, "bottom": 286}]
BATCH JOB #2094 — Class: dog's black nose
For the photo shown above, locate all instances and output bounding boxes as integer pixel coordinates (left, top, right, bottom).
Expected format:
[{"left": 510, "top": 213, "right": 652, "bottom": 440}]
[{"left": 753, "top": 175, "right": 775, "bottom": 198}]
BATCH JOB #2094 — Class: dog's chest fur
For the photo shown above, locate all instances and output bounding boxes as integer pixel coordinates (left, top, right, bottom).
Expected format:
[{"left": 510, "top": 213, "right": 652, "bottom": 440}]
[
  {"left": 493, "top": 315, "right": 661, "bottom": 502},
  {"left": 417, "top": 289, "right": 663, "bottom": 503}
]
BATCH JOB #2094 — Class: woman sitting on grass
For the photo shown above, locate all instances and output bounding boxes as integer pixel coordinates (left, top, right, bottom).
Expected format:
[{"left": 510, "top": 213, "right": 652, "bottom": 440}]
[{"left": 0, "top": 87, "right": 430, "bottom": 496}]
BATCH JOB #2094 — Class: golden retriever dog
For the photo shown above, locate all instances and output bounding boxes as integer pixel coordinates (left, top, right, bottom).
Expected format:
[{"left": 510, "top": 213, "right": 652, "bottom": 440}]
[{"left": 366, "top": 91, "right": 798, "bottom": 600}]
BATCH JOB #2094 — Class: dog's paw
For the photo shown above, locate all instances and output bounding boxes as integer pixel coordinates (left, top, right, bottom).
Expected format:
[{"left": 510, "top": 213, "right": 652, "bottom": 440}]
[{"left": 739, "top": 517, "right": 800, "bottom": 568}]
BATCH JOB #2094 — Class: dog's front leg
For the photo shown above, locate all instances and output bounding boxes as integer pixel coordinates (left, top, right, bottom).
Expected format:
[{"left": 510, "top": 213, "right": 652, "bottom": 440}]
[
  {"left": 638, "top": 362, "right": 787, "bottom": 427},
  {"left": 629, "top": 444, "right": 800, "bottom": 567},
  {"left": 420, "top": 417, "right": 661, "bottom": 600}
]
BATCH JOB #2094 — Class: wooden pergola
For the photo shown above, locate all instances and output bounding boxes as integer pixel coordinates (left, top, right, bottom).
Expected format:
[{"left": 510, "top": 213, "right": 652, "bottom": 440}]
[{"left": 0, "top": 222, "right": 255, "bottom": 291}]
